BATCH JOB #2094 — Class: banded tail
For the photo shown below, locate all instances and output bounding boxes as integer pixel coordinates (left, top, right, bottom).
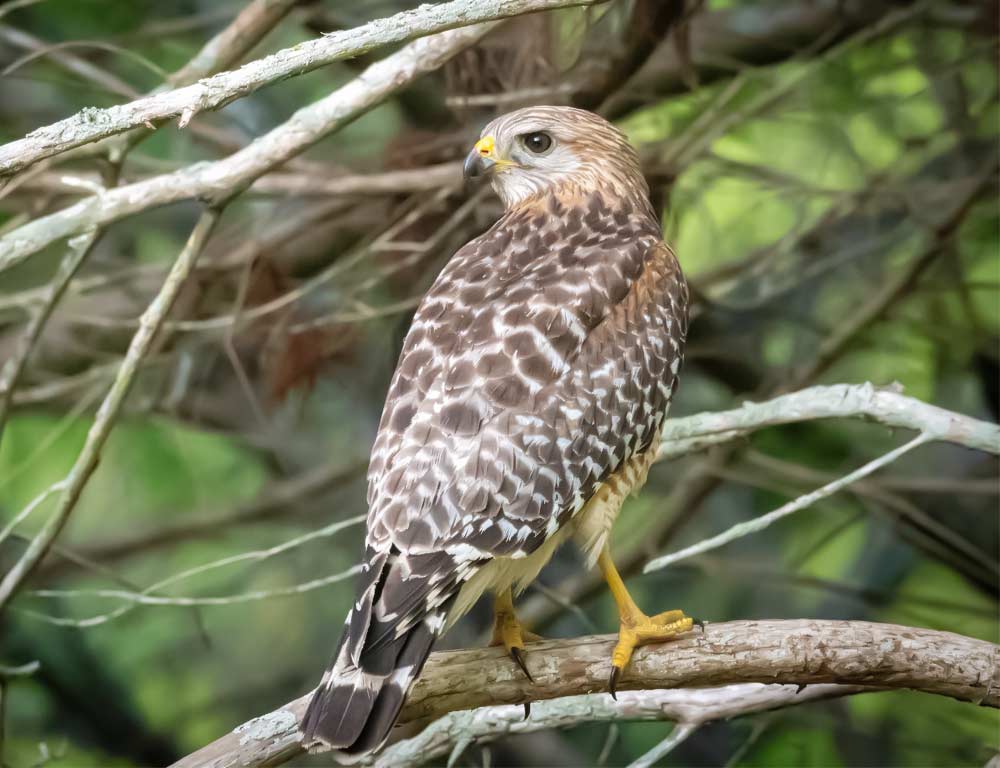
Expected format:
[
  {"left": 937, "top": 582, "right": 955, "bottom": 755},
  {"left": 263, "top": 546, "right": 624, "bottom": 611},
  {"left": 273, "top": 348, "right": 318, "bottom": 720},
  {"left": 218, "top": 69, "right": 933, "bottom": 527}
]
[{"left": 301, "top": 547, "right": 463, "bottom": 755}]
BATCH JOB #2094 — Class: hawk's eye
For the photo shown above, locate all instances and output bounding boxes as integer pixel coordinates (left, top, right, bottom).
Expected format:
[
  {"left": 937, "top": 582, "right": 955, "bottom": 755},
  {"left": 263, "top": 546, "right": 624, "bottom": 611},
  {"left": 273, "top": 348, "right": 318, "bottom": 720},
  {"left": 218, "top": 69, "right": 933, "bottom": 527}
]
[{"left": 521, "top": 131, "right": 553, "bottom": 154}]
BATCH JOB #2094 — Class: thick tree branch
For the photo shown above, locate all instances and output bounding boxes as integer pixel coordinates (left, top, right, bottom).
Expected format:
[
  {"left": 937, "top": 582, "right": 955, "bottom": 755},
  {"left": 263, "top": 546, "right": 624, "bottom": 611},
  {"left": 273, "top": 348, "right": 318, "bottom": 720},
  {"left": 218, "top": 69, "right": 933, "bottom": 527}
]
[
  {"left": 172, "top": 620, "right": 999, "bottom": 768},
  {"left": 0, "top": 0, "right": 603, "bottom": 178}
]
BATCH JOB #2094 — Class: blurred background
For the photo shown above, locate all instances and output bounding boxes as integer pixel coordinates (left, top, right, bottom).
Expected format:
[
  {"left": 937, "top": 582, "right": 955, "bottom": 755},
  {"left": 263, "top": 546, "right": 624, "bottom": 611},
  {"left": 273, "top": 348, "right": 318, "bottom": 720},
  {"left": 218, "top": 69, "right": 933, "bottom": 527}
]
[{"left": 0, "top": 0, "right": 997, "bottom": 765}]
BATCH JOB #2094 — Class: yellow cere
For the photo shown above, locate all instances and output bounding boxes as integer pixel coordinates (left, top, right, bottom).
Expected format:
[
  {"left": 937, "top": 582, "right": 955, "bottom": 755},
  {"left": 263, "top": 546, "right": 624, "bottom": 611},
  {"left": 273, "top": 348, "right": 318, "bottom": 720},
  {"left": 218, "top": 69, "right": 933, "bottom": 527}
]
[{"left": 475, "top": 136, "right": 495, "bottom": 157}]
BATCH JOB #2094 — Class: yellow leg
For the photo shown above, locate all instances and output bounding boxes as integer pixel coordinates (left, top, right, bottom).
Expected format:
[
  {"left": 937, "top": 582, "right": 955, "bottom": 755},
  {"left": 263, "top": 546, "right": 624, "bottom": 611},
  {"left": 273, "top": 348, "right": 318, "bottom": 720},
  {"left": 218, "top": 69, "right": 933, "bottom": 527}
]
[
  {"left": 597, "top": 546, "right": 697, "bottom": 697},
  {"left": 490, "top": 588, "right": 539, "bottom": 682},
  {"left": 490, "top": 588, "right": 539, "bottom": 718}
]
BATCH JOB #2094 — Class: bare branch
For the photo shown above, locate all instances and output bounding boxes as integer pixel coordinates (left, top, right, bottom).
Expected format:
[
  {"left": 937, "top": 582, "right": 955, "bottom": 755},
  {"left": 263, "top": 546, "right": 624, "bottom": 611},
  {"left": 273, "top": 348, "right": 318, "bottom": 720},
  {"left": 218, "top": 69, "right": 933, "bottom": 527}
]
[
  {"left": 8, "top": 162, "right": 463, "bottom": 201},
  {"left": 0, "top": 209, "right": 222, "bottom": 612},
  {"left": 0, "top": 0, "right": 320, "bottom": 441},
  {"left": 0, "top": 0, "right": 604, "bottom": 177},
  {"left": 171, "top": 620, "right": 999, "bottom": 768},
  {"left": 376, "top": 683, "right": 870, "bottom": 768},
  {"left": 24, "top": 514, "right": 365, "bottom": 627},
  {"left": 36, "top": 461, "right": 366, "bottom": 580},
  {"left": 166, "top": 0, "right": 300, "bottom": 86},
  {"left": 0, "top": 22, "right": 497, "bottom": 273},
  {"left": 658, "top": 382, "right": 1000, "bottom": 459},
  {"left": 645, "top": 432, "right": 931, "bottom": 573},
  {"left": 0, "top": 24, "right": 139, "bottom": 98},
  {"left": 628, "top": 722, "right": 699, "bottom": 768},
  {"left": 0, "top": 229, "right": 98, "bottom": 440}
]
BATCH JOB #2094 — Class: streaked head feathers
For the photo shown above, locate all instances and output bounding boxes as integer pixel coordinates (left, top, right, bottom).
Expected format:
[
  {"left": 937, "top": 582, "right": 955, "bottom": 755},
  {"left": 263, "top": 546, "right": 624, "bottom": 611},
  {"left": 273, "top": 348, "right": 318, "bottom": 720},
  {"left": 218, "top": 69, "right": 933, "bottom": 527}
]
[{"left": 463, "top": 106, "right": 648, "bottom": 209}]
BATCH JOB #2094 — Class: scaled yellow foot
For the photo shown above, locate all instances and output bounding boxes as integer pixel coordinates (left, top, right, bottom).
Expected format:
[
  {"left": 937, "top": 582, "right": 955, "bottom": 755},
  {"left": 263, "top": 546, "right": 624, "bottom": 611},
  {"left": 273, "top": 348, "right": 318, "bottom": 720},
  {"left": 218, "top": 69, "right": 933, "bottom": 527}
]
[
  {"left": 490, "top": 588, "right": 541, "bottom": 682},
  {"left": 490, "top": 588, "right": 540, "bottom": 717},
  {"left": 598, "top": 546, "right": 698, "bottom": 697}
]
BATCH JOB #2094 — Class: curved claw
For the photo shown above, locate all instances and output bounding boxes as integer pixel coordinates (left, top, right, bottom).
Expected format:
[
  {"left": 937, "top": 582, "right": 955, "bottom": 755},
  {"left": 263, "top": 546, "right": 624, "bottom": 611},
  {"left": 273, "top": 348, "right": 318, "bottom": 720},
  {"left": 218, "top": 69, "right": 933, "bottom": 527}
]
[
  {"left": 523, "top": 702, "right": 531, "bottom": 719},
  {"left": 692, "top": 618, "right": 705, "bottom": 630},
  {"left": 510, "top": 645, "right": 533, "bottom": 683},
  {"left": 609, "top": 665, "right": 621, "bottom": 700}
]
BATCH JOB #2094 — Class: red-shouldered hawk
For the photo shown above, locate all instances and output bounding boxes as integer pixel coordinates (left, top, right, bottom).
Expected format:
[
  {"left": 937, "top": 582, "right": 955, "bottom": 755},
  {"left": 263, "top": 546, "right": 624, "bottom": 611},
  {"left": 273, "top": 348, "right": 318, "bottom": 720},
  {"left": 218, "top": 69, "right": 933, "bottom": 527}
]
[{"left": 302, "top": 106, "right": 693, "bottom": 755}]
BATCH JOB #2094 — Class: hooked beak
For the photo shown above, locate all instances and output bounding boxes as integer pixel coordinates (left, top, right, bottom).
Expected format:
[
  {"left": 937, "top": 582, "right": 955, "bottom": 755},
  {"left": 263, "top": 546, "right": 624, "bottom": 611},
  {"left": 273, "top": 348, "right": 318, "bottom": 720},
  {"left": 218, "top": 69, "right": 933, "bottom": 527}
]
[{"left": 463, "top": 135, "right": 497, "bottom": 180}]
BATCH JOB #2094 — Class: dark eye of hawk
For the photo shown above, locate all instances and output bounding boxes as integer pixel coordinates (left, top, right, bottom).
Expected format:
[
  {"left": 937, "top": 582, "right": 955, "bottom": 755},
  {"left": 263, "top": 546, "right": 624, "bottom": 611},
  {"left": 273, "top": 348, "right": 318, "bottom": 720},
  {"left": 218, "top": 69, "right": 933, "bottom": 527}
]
[{"left": 520, "top": 131, "right": 553, "bottom": 154}]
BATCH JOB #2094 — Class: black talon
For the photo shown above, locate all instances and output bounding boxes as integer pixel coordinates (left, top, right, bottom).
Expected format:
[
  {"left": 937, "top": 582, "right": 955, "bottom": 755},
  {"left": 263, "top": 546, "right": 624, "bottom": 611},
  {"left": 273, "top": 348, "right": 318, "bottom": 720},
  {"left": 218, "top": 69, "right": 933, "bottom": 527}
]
[
  {"left": 523, "top": 702, "right": 531, "bottom": 719},
  {"left": 609, "top": 666, "right": 621, "bottom": 700},
  {"left": 510, "top": 646, "right": 533, "bottom": 683},
  {"left": 692, "top": 618, "right": 705, "bottom": 631}
]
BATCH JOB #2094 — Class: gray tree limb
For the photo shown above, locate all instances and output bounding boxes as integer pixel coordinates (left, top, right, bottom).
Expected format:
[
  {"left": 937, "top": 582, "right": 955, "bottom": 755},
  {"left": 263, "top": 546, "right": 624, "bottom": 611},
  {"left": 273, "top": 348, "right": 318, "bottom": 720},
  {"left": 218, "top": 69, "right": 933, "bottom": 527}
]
[
  {"left": 375, "top": 683, "right": 872, "bottom": 768},
  {"left": 171, "top": 620, "right": 999, "bottom": 768},
  {"left": 0, "top": 0, "right": 603, "bottom": 178},
  {"left": 0, "top": 21, "right": 500, "bottom": 273},
  {"left": 658, "top": 382, "right": 1000, "bottom": 459}
]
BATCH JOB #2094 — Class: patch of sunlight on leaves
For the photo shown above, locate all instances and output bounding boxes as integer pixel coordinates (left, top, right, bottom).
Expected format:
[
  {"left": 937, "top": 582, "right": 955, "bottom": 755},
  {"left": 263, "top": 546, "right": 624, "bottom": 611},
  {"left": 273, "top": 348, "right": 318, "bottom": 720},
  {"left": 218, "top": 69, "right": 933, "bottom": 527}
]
[
  {"left": 866, "top": 66, "right": 929, "bottom": 99},
  {"left": 713, "top": 116, "right": 865, "bottom": 193},
  {"left": 0, "top": 413, "right": 266, "bottom": 543},
  {"left": 618, "top": 93, "right": 702, "bottom": 147},
  {"left": 846, "top": 113, "right": 901, "bottom": 170},
  {"left": 671, "top": 171, "right": 798, "bottom": 276},
  {"left": 742, "top": 726, "right": 844, "bottom": 767},
  {"left": 792, "top": 515, "right": 867, "bottom": 582},
  {"left": 886, "top": 31, "right": 918, "bottom": 64},
  {"left": 893, "top": 95, "right": 943, "bottom": 139}
]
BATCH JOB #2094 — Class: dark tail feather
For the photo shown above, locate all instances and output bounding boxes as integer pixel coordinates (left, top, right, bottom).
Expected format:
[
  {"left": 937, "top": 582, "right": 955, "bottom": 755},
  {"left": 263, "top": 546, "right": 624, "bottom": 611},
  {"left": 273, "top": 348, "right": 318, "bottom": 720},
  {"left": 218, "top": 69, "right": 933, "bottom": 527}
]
[
  {"left": 301, "top": 611, "right": 442, "bottom": 753},
  {"left": 301, "top": 550, "right": 462, "bottom": 754}
]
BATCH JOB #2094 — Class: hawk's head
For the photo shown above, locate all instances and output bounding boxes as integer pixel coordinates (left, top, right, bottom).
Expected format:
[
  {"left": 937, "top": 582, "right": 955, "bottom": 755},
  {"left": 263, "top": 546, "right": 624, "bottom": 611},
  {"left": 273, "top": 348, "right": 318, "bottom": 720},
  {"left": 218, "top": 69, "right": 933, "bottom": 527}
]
[{"left": 463, "top": 106, "right": 647, "bottom": 209}]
